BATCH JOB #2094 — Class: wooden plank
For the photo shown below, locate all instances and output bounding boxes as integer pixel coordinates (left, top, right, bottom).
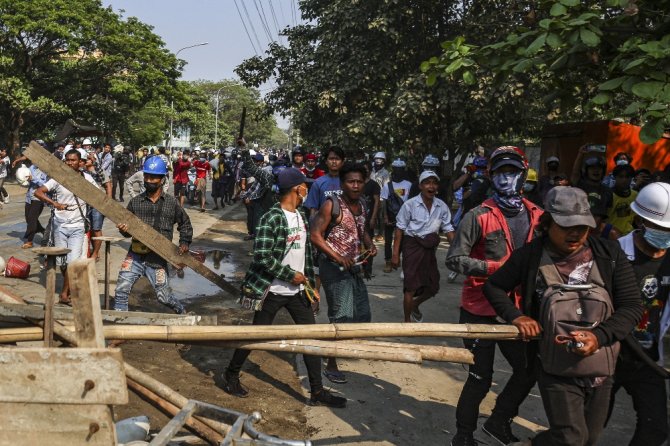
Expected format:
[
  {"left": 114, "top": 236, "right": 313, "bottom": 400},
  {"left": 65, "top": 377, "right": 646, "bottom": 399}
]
[
  {"left": 0, "top": 302, "right": 216, "bottom": 326},
  {"left": 0, "top": 348, "right": 128, "bottom": 404},
  {"left": 24, "top": 141, "right": 237, "bottom": 295},
  {"left": 69, "top": 259, "right": 106, "bottom": 348},
  {"left": 0, "top": 403, "right": 115, "bottom": 445}
]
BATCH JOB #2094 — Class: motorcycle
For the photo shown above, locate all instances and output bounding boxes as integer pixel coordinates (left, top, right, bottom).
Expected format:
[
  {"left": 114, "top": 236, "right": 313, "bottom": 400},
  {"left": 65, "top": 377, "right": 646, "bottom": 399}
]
[{"left": 186, "top": 167, "right": 199, "bottom": 205}]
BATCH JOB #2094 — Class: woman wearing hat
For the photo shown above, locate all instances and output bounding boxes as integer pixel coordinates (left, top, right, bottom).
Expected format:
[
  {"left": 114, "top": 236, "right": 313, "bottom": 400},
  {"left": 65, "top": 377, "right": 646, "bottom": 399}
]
[{"left": 483, "top": 186, "right": 642, "bottom": 446}]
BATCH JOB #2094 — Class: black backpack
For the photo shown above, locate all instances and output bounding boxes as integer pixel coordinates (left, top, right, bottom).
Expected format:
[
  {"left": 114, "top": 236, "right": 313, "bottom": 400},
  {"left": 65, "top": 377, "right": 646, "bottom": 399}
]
[{"left": 385, "top": 182, "right": 404, "bottom": 218}]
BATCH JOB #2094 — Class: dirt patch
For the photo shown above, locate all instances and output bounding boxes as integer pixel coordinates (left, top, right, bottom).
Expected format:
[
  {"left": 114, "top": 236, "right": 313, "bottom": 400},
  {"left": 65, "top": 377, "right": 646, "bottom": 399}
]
[{"left": 112, "top": 211, "right": 311, "bottom": 442}]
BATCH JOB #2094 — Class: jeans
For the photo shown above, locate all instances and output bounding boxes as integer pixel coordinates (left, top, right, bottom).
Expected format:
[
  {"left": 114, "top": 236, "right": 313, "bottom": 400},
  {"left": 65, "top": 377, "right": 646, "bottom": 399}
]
[
  {"left": 53, "top": 223, "right": 85, "bottom": 266},
  {"left": 89, "top": 208, "right": 105, "bottom": 231},
  {"left": 607, "top": 355, "right": 668, "bottom": 445},
  {"left": 24, "top": 200, "right": 45, "bottom": 242},
  {"left": 533, "top": 368, "right": 612, "bottom": 446},
  {"left": 456, "top": 308, "right": 535, "bottom": 434},
  {"left": 113, "top": 251, "right": 184, "bottom": 313},
  {"left": 112, "top": 172, "right": 126, "bottom": 199},
  {"left": 319, "top": 256, "right": 371, "bottom": 323},
  {"left": 226, "top": 291, "right": 323, "bottom": 391}
]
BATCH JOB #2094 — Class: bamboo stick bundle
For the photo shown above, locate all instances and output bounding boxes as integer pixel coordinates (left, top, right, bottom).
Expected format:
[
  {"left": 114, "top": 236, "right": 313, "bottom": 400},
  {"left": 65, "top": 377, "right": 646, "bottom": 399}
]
[{"left": 100, "top": 322, "right": 522, "bottom": 342}]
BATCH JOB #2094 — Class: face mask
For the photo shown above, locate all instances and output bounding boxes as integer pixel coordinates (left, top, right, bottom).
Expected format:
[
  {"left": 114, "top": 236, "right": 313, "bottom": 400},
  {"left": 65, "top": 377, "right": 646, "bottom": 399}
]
[
  {"left": 297, "top": 187, "right": 307, "bottom": 202},
  {"left": 642, "top": 225, "right": 670, "bottom": 249},
  {"left": 492, "top": 171, "right": 523, "bottom": 196},
  {"left": 144, "top": 182, "right": 160, "bottom": 194},
  {"left": 523, "top": 182, "right": 536, "bottom": 192},
  {"left": 616, "top": 159, "right": 628, "bottom": 166}
]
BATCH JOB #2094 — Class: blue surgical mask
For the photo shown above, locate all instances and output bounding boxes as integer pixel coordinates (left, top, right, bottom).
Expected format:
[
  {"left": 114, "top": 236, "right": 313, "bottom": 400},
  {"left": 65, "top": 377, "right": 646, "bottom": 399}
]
[
  {"left": 642, "top": 225, "right": 670, "bottom": 249},
  {"left": 492, "top": 171, "right": 523, "bottom": 196}
]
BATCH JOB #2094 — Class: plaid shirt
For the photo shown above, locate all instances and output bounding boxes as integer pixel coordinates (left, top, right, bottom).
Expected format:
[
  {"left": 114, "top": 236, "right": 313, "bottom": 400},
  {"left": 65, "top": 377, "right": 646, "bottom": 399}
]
[
  {"left": 124, "top": 192, "right": 193, "bottom": 267},
  {"left": 242, "top": 203, "right": 316, "bottom": 299}
]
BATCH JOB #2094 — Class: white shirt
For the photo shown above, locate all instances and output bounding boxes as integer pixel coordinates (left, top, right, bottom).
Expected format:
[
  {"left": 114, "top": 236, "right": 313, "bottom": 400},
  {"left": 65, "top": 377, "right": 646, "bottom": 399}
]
[
  {"left": 380, "top": 180, "right": 412, "bottom": 202},
  {"left": 269, "top": 209, "right": 307, "bottom": 295},
  {"left": 396, "top": 195, "right": 454, "bottom": 238},
  {"left": 44, "top": 172, "right": 98, "bottom": 227}
]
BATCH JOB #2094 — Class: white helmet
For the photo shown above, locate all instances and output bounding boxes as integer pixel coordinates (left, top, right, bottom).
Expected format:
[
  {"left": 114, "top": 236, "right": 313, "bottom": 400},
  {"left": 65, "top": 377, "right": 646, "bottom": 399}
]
[
  {"left": 631, "top": 182, "right": 670, "bottom": 228},
  {"left": 373, "top": 151, "right": 386, "bottom": 160},
  {"left": 391, "top": 158, "right": 406, "bottom": 168},
  {"left": 82, "top": 138, "right": 92, "bottom": 145},
  {"left": 15, "top": 164, "right": 31, "bottom": 187},
  {"left": 422, "top": 154, "right": 440, "bottom": 167}
]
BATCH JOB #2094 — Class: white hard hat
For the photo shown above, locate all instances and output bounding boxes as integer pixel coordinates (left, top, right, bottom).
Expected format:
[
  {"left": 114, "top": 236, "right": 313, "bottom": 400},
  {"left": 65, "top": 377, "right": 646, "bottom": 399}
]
[
  {"left": 373, "top": 151, "right": 386, "bottom": 160},
  {"left": 630, "top": 182, "right": 670, "bottom": 228},
  {"left": 77, "top": 148, "right": 88, "bottom": 160},
  {"left": 15, "top": 164, "right": 31, "bottom": 187},
  {"left": 391, "top": 158, "right": 406, "bottom": 168},
  {"left": 422, "top": 154, "right": 440, "bottom": 167},
  {"left": 114, "top": 144, "right": 124, "bottom": 153},
  {"left": 82, "top": 138, "right": 92, "bottom": 145}
]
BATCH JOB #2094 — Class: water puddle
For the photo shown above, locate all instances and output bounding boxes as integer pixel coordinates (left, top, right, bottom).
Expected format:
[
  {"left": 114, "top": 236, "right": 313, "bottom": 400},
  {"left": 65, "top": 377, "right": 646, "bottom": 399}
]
[{"left": 170, "top": 248, "right": 240, "bottom": 299}]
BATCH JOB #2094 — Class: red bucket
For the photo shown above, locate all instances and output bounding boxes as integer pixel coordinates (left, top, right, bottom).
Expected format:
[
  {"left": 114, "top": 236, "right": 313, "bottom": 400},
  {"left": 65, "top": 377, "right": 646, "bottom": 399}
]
[{"left": 5, "top": 256, "right": 31, "bottom": 279}]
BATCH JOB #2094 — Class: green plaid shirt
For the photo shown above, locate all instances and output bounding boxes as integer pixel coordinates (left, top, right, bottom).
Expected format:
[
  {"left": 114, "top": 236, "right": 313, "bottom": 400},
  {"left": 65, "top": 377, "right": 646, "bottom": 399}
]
[{"left": 241, "top": 203, "right": 316, "bottom": 299}]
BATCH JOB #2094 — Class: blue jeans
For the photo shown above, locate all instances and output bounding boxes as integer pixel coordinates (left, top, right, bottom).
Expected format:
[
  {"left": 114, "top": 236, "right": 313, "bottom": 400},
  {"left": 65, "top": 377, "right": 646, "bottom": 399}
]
[
  {"left": 53, "top": 223, "right": 85, "bottom": 266},
  {"left": 89, "top": 208, "right": 104, "bottom": 231},
  {"left": 113, "top": 251, "right": 185, "bottom": 313},
  {"left": 319, "top": 256, "right": 371, "bottom": 323}
]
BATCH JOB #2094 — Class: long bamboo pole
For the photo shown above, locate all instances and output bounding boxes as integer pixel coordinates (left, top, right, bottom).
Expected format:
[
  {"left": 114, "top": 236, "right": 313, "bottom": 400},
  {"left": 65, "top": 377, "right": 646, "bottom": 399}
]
[
  {"left": 127, "top": 378, "right": 223, "bottom": 445},
  {"left": 100, "top": 322, "right": 522, "bottom": 341}
]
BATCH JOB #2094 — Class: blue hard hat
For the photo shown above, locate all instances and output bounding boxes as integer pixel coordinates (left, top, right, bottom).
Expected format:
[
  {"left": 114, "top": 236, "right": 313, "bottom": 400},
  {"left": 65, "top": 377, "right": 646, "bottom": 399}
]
[{"left": 143, "top": 156, "right": 168, "bottom": 175}]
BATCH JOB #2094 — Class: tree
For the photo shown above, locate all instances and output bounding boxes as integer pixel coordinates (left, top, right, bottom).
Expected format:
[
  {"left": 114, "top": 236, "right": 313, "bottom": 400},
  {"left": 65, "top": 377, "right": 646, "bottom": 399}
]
[
  {"left": 423, "top": 0, "right": 670, "bottom": 143},
  {"left": 0, "top": 0, "right": 181, "bottom": 157}
]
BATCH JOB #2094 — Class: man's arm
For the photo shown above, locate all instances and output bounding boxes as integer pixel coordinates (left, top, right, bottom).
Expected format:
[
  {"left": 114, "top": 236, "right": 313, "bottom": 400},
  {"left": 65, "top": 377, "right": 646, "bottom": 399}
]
[
  {"left": 570, "top": 145, "right": 587, "bottom": 186},
  {"left": 125, "top": 171, "right": 143, "bottom": 198},
  {"left": 445, "top": 209, "right": 499, "bottom": 276},
  {"left": 440, "top": 206, "right": 456, "bottom": 242},
  {"left": 34, "top": 183, "right": 67, "bottom": 211},
  {"left": 254, "top": 212, "right": 301, "bottom": 283},
  {"left": 369, "top": 192, "right": 380, "bottom": 231}
]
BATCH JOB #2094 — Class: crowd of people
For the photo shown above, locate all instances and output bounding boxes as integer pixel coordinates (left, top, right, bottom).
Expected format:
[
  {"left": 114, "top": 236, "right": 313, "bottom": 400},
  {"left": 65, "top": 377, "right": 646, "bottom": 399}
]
[{"left": 1, "top": 137, "right": 669, "bottom": 445}]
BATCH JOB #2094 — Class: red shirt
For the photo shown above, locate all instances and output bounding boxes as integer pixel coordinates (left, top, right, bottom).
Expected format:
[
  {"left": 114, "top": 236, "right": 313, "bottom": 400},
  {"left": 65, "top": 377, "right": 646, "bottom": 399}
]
[
  {"left": 173, "top": 159, "right": 191, "bottom": 184},
  {"left": 193, "top": 160, "right": 211, "bottom": 179},
  {"left": 301, "top": 166, "right": 325, "bottom": 180}
]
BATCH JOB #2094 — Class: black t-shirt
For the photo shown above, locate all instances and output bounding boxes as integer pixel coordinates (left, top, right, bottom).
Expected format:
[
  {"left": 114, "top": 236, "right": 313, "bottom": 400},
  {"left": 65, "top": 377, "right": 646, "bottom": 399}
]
[
  {"left": 362, "top": 179, "right": 381, "bottom": 220},
  {"left": 630, "top": 245, "right": 669, "bottom": 360},
  {"left": 502, "top": 206, "right": 530, "bottom": 251}
]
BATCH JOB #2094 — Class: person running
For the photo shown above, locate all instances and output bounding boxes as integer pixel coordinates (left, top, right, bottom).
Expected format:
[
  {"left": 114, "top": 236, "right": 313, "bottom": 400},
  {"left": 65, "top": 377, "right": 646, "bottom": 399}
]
[
  {"left": 22, "top": 163, "right": 48, "bottom": 249},
  {"left": 607, "top": 182, "right": 670, "bottom": 445},
  {"left": 192, "top": 152, "right": 211, "bottom": 212},
  {"left": 445, "top": 146, "right": 543, "bottom": 446},
  {"left": 222, "top": 168, "right": 346, "bottom": 409},
  {"left": 210, "top": 152, "right": 226, "bottom": 210},
  {"left": 34, "top": 149, "right": 98, "bottom": 303},
  {"left": 311, "top": 163, "right": 377, "bottom": 384},
  {"left": 0, "top": 147, "right": 10, "bottom": 204},
  {"left": 172, "top": 149, "right": 191, "bottom": 207},
  {"left": 392, "top": 170, "right": 455, "bottom": 322},
  {"left": 113, "top": 156, "right": 192, "bottom": 314}
]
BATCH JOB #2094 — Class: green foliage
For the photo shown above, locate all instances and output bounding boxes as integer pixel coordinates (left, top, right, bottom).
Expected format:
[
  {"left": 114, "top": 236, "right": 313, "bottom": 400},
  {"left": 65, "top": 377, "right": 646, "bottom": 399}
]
[
  {"left": 423, "top": 0, "right": 670, "bottom": 144},
  {"left": 0, "top": 0, "right": 180, "bottom": 155}
]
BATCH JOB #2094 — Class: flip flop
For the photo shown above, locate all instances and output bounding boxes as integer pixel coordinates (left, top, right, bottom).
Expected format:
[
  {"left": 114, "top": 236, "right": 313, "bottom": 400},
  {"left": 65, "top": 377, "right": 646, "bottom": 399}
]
[{"left": 323, "top": 369, "right": 347, "bottom": 384}]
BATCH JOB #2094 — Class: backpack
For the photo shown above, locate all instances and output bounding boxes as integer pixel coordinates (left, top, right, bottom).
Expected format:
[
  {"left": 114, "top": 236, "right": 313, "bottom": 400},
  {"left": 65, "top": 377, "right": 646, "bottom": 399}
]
[
  {"left": 538, "top": 250, "right": 620, "bottom": 377},
  {"left": 385, "top": 182, "right": 404, "bottom": 218}
]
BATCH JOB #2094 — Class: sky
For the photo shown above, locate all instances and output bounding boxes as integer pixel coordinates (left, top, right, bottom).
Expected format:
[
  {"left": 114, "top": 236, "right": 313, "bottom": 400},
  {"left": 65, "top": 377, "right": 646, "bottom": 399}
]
[{"left": 103, "top": 0, "right": 303, "bottom": 126}]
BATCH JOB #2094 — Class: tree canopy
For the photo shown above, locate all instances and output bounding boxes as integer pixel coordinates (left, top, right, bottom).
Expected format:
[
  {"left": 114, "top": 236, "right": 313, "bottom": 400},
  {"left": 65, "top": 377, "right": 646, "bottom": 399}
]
[{"left": 423, "top": 0, "right": 670, "bottom": 143}]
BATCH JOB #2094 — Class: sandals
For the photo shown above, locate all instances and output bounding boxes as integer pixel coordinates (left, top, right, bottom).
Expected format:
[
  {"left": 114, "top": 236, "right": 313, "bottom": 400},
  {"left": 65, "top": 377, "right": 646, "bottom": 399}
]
[{"left": 323, "top": 369, "right": 348, "bottom": 384}]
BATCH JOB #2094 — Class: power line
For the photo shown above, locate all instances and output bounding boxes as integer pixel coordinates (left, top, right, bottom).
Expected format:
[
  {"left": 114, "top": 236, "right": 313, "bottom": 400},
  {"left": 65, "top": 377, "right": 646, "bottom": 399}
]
[
  {"left": 266, "top": 0, "right": 284, "bottom": 45},
  {"left": 253, "top": 0, "right": 274, "bottom": 45},
  {"left": 232, "top": 0, "right": 259, "bottom": 55},
  {"left": 278, "top": 0, "right": 287, "bottom": 25},
  {"left": 240, "top": 0, "right": 265, "bottom": 53}
]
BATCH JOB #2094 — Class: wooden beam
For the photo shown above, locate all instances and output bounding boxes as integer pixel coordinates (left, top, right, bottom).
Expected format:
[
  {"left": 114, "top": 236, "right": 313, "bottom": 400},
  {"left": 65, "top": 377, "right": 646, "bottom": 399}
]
[
  {"left": 24, "top": 141, "right": 237, "bottom": 296},
  {"left": 69, "top": 259, "right": 106, "bottom": 348},
  {"left": 0, "top": 403, "right": 115, "bottom": 445},
  {"left": 0, "top": 347, "right": 127, "bottom": 405},
  {"left": 0, "top": 302, "right": 216, "bottom": 326}
]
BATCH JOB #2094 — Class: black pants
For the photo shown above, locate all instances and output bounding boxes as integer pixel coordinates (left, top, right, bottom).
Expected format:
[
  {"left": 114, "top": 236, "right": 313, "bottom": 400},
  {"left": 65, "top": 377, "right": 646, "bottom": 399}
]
[
  {"left": 607, "top": 356, "right": 668, "bottom": 445},
  {"left": 24, "top": 200, "right": 45, "bottom": 242},
  {"left": 456, "top": 308, "right": 535, "bottom": 434},
  {"left": 111, "top": 172, "right": 126, "bottom": 199},
  {"left": 384, "top": 223, "right": 395, "bottom": 260},
  {"left": 226, "top": 291, "right": 323, "bottom": 392},
  {"left": 533, "top": 369, "right": 612, "bottom": 446}
]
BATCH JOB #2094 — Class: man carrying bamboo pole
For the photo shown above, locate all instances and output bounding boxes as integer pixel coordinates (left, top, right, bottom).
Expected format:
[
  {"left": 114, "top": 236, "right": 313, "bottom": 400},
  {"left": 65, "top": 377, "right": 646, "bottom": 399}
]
[
  {"left": 113, "top": 156, "right": 192, "bottom": 314},
  {"left": 223, "top": 168, "right": 346, "bottom": 409}
]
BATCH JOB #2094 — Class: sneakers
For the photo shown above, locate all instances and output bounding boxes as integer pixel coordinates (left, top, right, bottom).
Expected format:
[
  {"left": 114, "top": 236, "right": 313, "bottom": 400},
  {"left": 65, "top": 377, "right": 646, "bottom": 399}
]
[
  {"left": 447, "top": 270, "right": 459, "bottom": 283},
  {"left": 383, "top": 261, "right": 392, "bottom": 273},
  {"left": 451, "top": 432, "right": 480, "bottom": 446},
  {"left": 223, "top": 373, "right": 249, "bottom": 398},
  {"left": 3, "top": 196, "right": 9, "bottom": 204},
  {"left": 482, "top": 417, "right": 519, "bottom": 445},
  {"left": 309, "top": 388, "right": 346, "bottom": 408}
]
